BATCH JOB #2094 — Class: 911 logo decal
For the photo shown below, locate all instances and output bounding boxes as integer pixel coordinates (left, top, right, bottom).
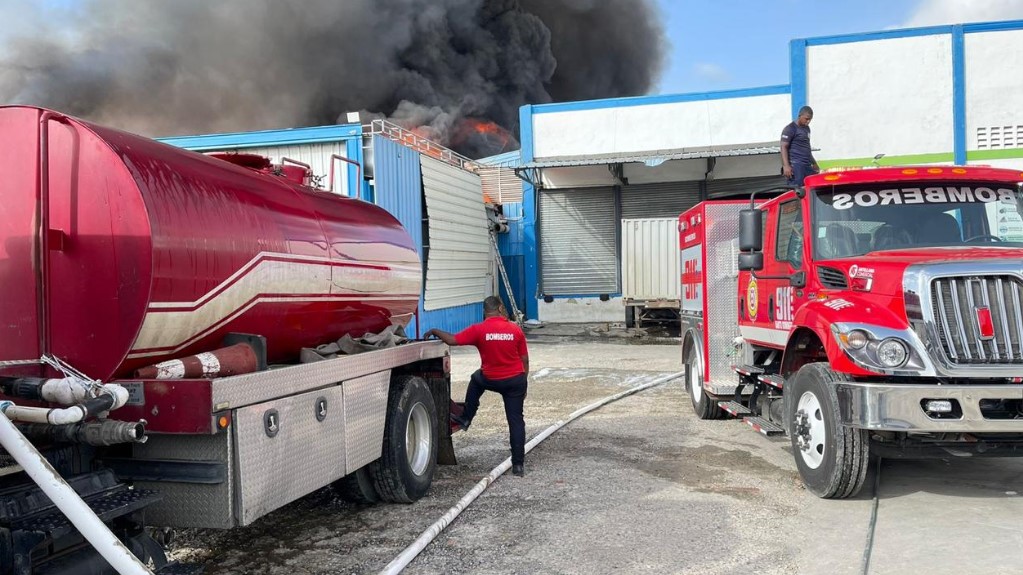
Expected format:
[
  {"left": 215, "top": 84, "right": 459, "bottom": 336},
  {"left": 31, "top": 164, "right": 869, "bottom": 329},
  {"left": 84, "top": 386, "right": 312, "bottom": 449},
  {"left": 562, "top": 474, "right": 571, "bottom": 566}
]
[{"left": 775, "top": 286, "right": 794, "bottom": 329}]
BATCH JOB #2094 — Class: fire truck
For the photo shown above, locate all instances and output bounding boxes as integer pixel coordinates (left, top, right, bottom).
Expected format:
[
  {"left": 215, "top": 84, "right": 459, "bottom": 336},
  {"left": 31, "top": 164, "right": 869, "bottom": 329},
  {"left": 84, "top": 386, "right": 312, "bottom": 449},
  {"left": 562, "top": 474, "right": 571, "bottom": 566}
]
[
  {"left": 0, "top": 107, "right": 455, "bottom": 574},
  {"left": 679, "top": 166, "right": 1023, "bottom": 498}
]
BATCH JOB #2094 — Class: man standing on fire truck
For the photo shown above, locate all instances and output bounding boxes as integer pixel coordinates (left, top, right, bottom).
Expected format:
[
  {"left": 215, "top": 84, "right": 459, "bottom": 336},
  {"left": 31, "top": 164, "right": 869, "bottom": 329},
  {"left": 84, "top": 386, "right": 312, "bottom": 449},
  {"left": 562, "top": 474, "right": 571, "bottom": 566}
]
[
  {"left": 425, "top": 296, "right": 530, "bottom": 476},
  {"left": 781, "top": 105, "right": 819, "bottom": 187}
]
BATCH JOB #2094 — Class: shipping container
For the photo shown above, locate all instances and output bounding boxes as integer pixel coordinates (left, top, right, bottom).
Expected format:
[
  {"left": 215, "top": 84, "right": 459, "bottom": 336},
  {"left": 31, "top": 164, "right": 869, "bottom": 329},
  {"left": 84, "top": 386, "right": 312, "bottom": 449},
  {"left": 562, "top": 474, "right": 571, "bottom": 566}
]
[{"left": 621, "top": 217, "right": 681, "bottom": 327}]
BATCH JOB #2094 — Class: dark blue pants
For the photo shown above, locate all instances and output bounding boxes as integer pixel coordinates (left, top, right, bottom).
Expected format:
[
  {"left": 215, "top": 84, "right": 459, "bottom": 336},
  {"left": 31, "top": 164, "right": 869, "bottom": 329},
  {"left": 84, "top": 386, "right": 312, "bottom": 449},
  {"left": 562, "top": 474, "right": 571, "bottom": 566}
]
[
  {"left": 462, "top": 369, "right": 528, "bottom": 466},
  {"left": 787, "top": 162, "right": 819, "bottom": 187}
]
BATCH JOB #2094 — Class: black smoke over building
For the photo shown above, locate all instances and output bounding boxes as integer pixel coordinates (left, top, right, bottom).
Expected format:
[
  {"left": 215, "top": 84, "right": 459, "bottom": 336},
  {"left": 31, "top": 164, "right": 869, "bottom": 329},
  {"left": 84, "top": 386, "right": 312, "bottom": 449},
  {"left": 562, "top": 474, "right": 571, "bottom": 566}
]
[{"left": 0, "top": 0, "right": 665, "bottom": 157}]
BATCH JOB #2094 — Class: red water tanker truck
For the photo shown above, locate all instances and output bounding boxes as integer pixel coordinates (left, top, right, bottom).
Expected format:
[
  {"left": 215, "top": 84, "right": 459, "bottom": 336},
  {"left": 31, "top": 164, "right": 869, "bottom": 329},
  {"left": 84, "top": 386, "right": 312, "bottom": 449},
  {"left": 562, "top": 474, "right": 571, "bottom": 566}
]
[
  {"left": 0, "top": 106, "right": 453, "bottom": 574},
  {"left": 680, "top": 166, "right": 1023, "bottom": 498}
]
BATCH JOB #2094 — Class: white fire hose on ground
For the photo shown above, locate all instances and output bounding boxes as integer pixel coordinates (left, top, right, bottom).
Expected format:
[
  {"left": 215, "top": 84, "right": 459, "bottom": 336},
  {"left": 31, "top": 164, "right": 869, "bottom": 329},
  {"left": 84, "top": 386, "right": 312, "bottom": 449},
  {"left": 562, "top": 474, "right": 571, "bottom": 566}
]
[
  {"left": 0, "top": 401, "right": 153, "bottom": 575},
  {"left": 380, "top": 371, "right": 684, "bottom": 575}
]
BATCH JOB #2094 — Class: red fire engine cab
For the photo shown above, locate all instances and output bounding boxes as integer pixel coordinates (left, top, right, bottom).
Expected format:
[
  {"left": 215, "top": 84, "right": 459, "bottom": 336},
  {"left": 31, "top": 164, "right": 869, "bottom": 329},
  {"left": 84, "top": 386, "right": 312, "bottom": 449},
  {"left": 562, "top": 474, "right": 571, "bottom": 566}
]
[{"left": 680, "top": 166, "right": 1023, "bottom": 498}]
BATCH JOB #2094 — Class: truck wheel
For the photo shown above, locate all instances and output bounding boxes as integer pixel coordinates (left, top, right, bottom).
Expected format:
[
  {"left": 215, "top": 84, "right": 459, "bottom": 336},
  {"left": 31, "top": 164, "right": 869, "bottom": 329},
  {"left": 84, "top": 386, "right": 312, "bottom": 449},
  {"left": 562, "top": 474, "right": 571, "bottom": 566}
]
[
  {"left": 787, "top": 363, "right": 869, "bottom": 499},
  {"left": 684, "top": 336, "right": 722, "bottom": 420},
  {"left": 625, "top": 306, "right": 636, "bottom": 328},
  {"left": 370, "top": 375, "right": 438, "bottom": 503},
  {"left": 333, "top": 465, "right": 379, "bottom": 504}
]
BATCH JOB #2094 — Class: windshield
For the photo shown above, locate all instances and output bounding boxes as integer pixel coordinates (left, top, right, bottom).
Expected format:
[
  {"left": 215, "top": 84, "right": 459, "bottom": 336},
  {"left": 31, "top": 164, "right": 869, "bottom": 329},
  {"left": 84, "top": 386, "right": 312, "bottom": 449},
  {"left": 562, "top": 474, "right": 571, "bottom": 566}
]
[{"left": 811, "top": 181, "right": 1023, "bottom": 259}]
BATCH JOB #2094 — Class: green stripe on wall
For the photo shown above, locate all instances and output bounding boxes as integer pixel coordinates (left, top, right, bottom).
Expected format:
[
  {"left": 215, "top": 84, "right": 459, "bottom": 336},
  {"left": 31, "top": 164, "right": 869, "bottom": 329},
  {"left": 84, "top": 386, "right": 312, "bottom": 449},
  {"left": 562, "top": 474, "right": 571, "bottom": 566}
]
[
  {"left": 817, "top": 152, "right": 954, "bottom": 169},
  {"left": 966, "top": 149, "right": 1023, "bottom": 160}
]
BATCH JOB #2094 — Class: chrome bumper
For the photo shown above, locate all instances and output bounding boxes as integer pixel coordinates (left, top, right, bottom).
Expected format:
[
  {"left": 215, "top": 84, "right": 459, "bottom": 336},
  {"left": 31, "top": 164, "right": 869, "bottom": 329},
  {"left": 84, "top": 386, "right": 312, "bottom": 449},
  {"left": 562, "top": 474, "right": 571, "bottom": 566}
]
[{"left": 836, "top": 382, "right": 1023, "bottom": 433}]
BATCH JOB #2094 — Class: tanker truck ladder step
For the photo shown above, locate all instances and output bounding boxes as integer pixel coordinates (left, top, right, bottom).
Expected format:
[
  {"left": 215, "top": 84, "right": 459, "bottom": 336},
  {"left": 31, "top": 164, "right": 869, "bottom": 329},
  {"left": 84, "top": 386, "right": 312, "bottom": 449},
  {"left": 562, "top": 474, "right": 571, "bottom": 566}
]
[
  {"left": 732, "top": 364, "right": 764, "bottom": 377},
  {"left": 0, "top": 469, "right": 167, "bottom": 572},
  {"left": 718, "top": 401, "right": 751, "bottom": 418},
  {"left": 743, "top": 416, "right": 785, "bottom": 436},
  {"left": 13, "top": 485, "right": 161, "bottom": 540},
  {"left": 758, "top": 374, "right": 785, "bottom": 390}
]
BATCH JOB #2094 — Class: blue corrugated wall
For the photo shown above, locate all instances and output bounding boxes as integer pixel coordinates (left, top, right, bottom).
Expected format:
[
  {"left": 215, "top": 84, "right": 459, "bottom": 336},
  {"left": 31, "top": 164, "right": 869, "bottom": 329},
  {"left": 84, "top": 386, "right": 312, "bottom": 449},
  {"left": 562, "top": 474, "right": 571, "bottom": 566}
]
[
  {"left": 497, "top": 202, "right": 526, "bottom": 314},
  {"left": 373, "top": 136, "right": 483, "bottom": 337}
]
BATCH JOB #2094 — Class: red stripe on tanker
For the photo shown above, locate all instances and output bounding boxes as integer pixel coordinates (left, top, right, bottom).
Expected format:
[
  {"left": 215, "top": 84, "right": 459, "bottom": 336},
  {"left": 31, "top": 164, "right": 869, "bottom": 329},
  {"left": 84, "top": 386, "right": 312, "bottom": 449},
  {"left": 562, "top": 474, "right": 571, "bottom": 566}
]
[{"left": 0, "top": 106, "right": 422, "bottom": 382}]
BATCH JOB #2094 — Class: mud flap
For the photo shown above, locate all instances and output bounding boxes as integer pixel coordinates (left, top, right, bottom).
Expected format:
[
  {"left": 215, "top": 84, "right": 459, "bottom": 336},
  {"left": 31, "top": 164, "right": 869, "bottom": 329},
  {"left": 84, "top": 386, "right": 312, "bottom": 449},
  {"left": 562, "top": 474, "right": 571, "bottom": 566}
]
[{"left": 438, "top": 400, "right": 464, "bottom": 466}]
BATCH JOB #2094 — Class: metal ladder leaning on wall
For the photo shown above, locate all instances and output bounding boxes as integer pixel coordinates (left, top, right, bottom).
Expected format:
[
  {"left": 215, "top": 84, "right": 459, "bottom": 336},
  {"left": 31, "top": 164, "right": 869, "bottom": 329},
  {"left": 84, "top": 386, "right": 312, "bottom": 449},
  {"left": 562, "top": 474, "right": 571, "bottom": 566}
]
[{"left": 489, "top": 233, "right": 524, "bottom": 325}]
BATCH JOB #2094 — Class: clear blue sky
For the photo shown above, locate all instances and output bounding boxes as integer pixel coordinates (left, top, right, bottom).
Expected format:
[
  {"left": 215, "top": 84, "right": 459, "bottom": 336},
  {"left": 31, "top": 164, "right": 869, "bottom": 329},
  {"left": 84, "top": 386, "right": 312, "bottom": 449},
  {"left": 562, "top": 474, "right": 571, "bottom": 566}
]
[{"left": 654, "top": 0, "right": 1023, "bottom": 94}]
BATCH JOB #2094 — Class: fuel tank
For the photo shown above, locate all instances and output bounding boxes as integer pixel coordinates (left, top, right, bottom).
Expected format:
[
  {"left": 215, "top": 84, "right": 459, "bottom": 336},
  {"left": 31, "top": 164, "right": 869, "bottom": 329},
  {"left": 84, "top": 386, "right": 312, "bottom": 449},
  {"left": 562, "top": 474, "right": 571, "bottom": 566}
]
[{"left": 0, "top": 106, "right": 421, "bottom": 381}]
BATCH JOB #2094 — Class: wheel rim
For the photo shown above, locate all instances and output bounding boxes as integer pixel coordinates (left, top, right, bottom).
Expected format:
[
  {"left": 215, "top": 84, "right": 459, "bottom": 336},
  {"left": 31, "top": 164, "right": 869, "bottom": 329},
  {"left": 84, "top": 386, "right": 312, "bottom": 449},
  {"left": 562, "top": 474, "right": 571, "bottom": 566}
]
[
  {"left": 405, "top": 402, "right": 432, "bottom": 476},
  {"left": 795, "top": 391, "right": 826, "bottom": 470},
  {"left": 686, "top": 344, "right": 703, "bottom": 405}
]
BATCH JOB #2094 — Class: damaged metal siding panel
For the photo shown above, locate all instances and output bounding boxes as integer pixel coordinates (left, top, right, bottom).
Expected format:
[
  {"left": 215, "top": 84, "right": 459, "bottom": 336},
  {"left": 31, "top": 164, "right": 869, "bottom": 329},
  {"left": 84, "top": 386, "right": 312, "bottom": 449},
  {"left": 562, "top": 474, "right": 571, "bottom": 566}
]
[
  {"left": 479, "top": 165, "right": 524, "bottom": 203},
  {"left": 420, "top": 156, "right": 490, "bottom": 311},
  {"left": 373, "top": 138, "right": 484, "bottom": 335}
]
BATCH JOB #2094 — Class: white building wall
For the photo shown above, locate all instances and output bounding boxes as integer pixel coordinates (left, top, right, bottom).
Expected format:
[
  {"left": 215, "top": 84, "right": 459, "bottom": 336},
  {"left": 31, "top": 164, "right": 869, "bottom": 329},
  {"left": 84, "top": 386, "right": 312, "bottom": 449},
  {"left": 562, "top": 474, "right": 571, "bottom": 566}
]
[
  {"left": 231, "top": 142, "right": 352, "bottom": 196},
  {"left": 806, "top": 35, "right": 953, "bottom": 163},
  {"left": 713, "top": 155, "right": 784, "bottom": 179},
  {"left": 532, "top": 94, "right": 790, "bottom": 159},
  {"left": 965, "top": 29, "right": 1023, "bottom": 168}
]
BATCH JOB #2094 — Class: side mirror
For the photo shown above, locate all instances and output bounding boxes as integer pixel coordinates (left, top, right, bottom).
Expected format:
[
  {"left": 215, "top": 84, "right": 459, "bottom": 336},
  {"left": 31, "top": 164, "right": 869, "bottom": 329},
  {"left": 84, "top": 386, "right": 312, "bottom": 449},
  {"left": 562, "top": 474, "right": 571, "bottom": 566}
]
[
  {"left": 738, "top": 252, "right": 764, "bottom": 271},
  {"left": 739, "top": 209, "right": 762, "bottom": 252}
]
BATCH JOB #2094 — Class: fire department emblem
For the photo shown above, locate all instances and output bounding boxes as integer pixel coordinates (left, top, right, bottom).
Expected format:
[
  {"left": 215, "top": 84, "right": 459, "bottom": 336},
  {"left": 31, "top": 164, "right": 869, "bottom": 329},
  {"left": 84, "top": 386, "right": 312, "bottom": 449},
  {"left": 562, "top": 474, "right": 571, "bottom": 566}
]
[{"left": 747, "top": 277, "right": 759, "bottom": 320}]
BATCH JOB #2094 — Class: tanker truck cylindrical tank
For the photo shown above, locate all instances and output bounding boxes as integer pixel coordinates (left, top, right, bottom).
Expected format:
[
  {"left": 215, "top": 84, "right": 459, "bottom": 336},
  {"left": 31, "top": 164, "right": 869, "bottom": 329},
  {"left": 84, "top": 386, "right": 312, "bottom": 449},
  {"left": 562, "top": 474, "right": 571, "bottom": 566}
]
[{"left": 0, "top": 106, "right": 422, "bottom": 382}]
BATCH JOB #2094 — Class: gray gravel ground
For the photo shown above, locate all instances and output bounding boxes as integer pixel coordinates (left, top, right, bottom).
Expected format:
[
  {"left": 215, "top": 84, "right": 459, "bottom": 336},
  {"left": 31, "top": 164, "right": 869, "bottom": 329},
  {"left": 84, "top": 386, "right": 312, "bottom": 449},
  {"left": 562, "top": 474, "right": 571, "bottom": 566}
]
[{"left": 168, "top": 340, "right": 1023, "bottom": 575}]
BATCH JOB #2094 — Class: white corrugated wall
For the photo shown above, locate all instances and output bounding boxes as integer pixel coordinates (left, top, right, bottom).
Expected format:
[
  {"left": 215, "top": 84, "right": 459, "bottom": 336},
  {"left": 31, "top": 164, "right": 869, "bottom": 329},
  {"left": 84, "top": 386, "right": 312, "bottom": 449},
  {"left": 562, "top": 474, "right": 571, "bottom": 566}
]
[
  {"left": 621, "top": 218, "right": 681, "bottom": 301},
  {"left": 420, "top": 156, "right": 490, "bottom": 311},
  {"left": 231, "top": 142, "right": 352, "bottom": 197}
]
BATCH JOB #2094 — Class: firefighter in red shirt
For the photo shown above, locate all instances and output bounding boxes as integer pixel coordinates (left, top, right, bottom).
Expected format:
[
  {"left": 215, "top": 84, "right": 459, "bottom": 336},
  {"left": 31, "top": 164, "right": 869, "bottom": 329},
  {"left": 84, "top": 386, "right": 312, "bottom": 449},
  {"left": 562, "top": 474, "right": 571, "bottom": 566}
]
[{"left": 426, "top": 296, "right": 530, "bottom": 476}]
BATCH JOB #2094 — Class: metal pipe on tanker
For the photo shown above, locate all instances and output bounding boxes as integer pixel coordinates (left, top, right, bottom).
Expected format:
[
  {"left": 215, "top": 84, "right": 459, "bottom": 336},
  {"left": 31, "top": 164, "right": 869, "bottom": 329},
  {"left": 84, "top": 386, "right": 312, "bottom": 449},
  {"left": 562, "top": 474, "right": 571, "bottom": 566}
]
[
  {"left": 36, "top": 112, "right": 69, "bottom": 358},
  {"left": 0, "top": 401, "right": 153, "bottom": 575},
  {"left": 329, "top": 154, "right": 362, "bottom": 198},
  {"left": 0, "top": 384, "right": 129, "bottom": 425},
  {"left": 17, "top": 419, "right": 146, "bottom": 446}
]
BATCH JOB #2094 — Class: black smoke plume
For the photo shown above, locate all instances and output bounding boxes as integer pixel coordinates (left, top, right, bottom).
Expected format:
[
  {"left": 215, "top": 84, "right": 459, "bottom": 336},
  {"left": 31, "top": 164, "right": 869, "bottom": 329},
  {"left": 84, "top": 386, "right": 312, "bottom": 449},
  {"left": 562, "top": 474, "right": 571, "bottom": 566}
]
[{"left": 0, "top": 0, "right": 665, "bottom": 158}]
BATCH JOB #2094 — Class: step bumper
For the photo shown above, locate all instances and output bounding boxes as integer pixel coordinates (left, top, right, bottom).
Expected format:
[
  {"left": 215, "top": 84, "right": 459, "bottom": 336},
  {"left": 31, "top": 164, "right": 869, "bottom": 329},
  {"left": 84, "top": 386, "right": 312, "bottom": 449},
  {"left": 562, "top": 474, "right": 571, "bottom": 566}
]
[{"left": 835, "top": 382, "right": 1023, "bottom": 433}]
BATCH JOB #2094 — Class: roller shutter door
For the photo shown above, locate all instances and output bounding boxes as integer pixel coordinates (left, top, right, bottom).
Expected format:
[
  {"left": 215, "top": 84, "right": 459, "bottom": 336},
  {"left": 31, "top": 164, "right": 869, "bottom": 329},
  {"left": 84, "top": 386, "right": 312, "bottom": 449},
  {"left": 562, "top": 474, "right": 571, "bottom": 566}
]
[
  {"left": 540, "top": 188, "right": 619, "bottom": 295},
  {"left": 706, "top": 175, "right": 786, "bottom": 199},
  {"left": 620, "top": 181, "right": 702, "bottom": 219}
]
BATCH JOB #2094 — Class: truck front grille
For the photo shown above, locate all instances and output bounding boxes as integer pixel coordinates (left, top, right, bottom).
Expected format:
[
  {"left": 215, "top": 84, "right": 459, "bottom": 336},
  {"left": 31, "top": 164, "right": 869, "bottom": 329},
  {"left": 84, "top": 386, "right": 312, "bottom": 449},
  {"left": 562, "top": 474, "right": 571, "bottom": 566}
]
[{"left": 931, "top": 275, "right": 1023, "bottom": 364}]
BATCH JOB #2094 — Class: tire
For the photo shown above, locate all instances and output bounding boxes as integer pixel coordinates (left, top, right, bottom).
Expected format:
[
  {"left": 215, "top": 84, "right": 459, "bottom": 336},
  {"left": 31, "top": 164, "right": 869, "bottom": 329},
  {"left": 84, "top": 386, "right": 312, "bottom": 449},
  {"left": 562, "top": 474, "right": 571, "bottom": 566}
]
[
  {"left": 683, "top": 335, "right": 722, "bottom": 420},
  {"left": 333, "top": 465, "right": 379, "bottom": 504},
  {"left": 786, "top": 363, "right": 869, "bottom": 499},
  {"left": 369, "top": 375, "right": 438, "bottom": 503},
  {"left": 625, "top": 306, "right": 636, "bottom": 328}
]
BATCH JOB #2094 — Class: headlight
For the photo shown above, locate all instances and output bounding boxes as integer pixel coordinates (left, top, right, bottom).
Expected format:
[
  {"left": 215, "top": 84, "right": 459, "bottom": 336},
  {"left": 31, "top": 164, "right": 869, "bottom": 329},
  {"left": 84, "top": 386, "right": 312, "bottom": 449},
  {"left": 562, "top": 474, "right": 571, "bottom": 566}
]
[
  {"left": 877, "top": 338, "right": 909, "bottom": 367},
  {"left": 844, "top": 330, "right": 869, "bottom": 350},
  {"left": 832, "top": 323, "right": 928, "bottom": 374}
]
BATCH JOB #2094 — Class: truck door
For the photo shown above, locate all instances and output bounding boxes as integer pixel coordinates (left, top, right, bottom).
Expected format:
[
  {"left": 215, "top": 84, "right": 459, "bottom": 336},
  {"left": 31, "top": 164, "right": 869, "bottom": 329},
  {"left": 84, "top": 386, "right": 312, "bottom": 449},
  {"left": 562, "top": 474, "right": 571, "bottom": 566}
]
[
  {"left": 769, "top": 199, "right": 804, "bottom": 333},
  {"left": 745, "top": 199, "right": 803, "bottom": 347}
]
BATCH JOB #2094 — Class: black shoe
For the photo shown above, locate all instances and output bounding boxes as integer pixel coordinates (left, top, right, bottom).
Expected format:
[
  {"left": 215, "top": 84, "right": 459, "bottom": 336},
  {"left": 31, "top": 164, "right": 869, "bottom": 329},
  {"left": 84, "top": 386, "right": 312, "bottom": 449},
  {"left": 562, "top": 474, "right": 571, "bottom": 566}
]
[
  {"left": 512, "top": 464, "right": 524, "bottom": 477},
  {"left": 450, "top": 413, "right": 470, "bottom": 431}
]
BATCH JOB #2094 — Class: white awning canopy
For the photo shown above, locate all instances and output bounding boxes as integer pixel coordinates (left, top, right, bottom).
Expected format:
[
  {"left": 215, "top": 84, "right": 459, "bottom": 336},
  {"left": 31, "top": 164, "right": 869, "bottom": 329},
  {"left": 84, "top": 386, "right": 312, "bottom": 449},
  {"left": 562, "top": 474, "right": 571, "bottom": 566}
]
[{"left": 516, "top": 142, "right": 784, "bottom": 189}]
